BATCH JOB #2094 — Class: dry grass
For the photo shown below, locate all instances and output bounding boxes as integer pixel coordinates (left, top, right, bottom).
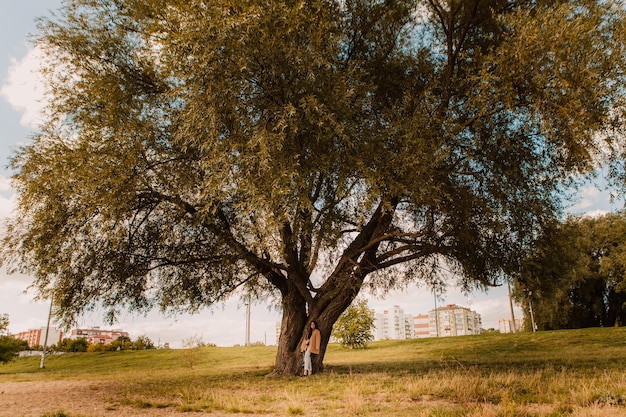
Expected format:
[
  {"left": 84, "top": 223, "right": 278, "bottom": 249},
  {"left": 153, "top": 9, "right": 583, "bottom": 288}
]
[{"left": 1, "top": 328, "right": 626, "bottom": 416}]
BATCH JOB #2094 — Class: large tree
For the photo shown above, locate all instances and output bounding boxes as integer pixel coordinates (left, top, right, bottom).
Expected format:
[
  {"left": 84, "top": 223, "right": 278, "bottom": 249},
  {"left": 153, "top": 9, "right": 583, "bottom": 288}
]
[{"left": 2, "top": 0, "right": 625, "bottom": 374}]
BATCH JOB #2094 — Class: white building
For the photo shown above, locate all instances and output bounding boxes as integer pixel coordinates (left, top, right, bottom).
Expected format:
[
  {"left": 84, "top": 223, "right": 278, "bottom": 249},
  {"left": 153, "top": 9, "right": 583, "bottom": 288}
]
[
  {"left": 413, "top": 314, "right": 430, "bottom": 338},
  {"left": 16, "top": 327, "right": 63, "bottom": 348},
  {"left": 498, "top": 318, "right": 524, "bottom": 333},
  {"left": 429, "top": 304, "right": 482, "bottom": 337},
  {"left": 374, "top": 305, "right": 415, "bottom": 340},
  {"left": 69, "top": 327, "right": 129, "bottom": 345}
]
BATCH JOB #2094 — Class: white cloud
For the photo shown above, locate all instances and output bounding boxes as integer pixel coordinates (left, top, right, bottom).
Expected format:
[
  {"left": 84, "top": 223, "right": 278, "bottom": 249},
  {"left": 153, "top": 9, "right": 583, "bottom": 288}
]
[
  {"left": 0, "top": 176, "right": 13, "bottom": 193},
  {"left": 582, "top": 209, "right": 609, "bottom": 218},
  {"left": 0, "top": 192, "right": 15, "bottom": 220},
  {"left": 568, "top": 183, "right": 616, "bottom": 216},
  {"left": 572, "top": 185, "right": 602, "bottom": 211},
  {"left": 0, "top": 270, "right": 50, "bottom": 335},
  {"left": 1, "top": 46, "right": 48, "bottom": 129}
]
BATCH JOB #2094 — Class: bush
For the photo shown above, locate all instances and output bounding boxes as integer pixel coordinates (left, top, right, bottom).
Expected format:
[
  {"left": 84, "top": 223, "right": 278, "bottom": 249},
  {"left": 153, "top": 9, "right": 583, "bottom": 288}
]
[
  {"left": 133, "top": 335, "right": 155, "bottom": 350},
  {"left": 87, "top": 343, "right": 107, "bottom": 352},
  {"left": 58, "top": 338, "right": 89, "bottom": 352}
]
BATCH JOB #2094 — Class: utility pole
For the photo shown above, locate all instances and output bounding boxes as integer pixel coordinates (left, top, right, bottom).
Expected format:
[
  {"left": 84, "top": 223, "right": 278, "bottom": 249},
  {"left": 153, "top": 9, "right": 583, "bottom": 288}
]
[
  {"left": 39, "top": 297, "right": 53, "bottom": 369},
  {"left": 528, "top": 291, "right": 537, "bottom": 332},
  {"left": 433, "top": 287, "right": 439, "bottom": 337},
  {"left": 245, "top": 295, "right": 251, "bottom": 346},
  {"left": 507, "top": 281, "right": 517, "bottom": 333}
]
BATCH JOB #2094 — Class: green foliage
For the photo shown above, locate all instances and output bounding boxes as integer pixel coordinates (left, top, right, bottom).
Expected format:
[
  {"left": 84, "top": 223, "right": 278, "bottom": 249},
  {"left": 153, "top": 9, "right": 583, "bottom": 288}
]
[
  {"left": 2, "top": 0, "right": 626, "bottom": 374},
  {"left": 132, "top": 335, "right": 155, "bottom": 350},
  {"left": 58, "top": 335, "right": 156, "bottom": 353},
  {"left": 108, "top": 334, "right": 155, "bottom": 351},
  {"left": 517, "top": 211, "right": 626, "bottom": 329},
  {"left": 0, "top": 315, "right": 29, "bottom": 364},
  {"left": 0, "top": 336, "right": 29, "bottom": 364},
  {"left": 58, "top": 338, "right": 89, "bottom": 353},
  {"left": 108, "top": 335, "right": 132, "bottom": 352},
  {"left": 332, "top": 299, "right": 375, "bottom": 349},
  {"left": 87, "top": 343, "right": 107, "bottom": 352}
]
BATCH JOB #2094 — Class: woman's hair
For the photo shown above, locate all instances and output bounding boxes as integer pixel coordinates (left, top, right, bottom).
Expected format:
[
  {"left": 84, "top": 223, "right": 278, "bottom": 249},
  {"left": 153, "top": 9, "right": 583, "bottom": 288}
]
[{"left": 307, "top": 320, "right": 318, "bottom": 339}]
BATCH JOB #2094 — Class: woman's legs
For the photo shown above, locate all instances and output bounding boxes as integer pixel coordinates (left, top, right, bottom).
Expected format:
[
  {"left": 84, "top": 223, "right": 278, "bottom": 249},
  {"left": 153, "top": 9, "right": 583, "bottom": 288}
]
[{"left": 303, "top": 350, "right": 312, "bottom": 375}]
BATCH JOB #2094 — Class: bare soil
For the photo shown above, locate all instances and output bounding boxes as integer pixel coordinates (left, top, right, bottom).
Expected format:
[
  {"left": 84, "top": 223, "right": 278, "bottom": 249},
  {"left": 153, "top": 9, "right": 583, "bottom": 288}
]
[
  {"left": 0, "top": 379, "right": 228, "bottom": 417},
  {"left": 3, "top": 378, "right": 626, "bottom": 417}
]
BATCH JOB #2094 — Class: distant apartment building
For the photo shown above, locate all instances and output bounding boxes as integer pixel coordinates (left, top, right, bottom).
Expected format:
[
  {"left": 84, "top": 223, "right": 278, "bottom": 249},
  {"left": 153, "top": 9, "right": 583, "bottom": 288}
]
[
  {"left": 69, "top": 327, "right": 129, "bottom": 345},
  {"left": 413, "top": 314, "right": 430, "bottom": 338},
  {"left": 15, "top": 327, "right": 63, "bottom": 348},
  {"left": 429, "top": 304, "right": 482, "bottom": 337},
  {"left": 374, "top": 305, "right": 415, "bottom": 340},
  {"left": 498, "top": 318, "right": 524, "bottom": 334}
]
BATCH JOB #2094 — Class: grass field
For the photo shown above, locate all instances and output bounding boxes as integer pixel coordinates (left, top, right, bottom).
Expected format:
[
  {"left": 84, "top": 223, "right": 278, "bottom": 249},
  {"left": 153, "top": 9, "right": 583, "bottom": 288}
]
[{"left": 1, "top": 327, "right": 626, "bottom": 416}]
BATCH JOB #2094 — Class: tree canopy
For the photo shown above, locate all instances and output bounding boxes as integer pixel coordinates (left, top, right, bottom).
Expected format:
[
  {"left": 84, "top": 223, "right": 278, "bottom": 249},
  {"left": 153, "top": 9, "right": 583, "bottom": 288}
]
[
  {"left": 2, "top": 0, "right": 626, "bottom": 374},
  {"left": 515, "top": 211, "right": 626, "bottom": 329}
]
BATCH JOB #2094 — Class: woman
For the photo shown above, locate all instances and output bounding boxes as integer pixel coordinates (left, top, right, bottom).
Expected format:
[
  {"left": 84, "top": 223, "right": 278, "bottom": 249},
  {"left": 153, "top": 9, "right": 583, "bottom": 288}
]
[{"left": 300, "top": 320, "right": 321, "bottom": 376}]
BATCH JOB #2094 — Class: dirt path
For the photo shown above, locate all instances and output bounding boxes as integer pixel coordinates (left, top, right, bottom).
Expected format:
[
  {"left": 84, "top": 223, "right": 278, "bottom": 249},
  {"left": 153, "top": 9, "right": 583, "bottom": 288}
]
[{"left": 0, "top": 379, "right": 228, "bottom": 417}]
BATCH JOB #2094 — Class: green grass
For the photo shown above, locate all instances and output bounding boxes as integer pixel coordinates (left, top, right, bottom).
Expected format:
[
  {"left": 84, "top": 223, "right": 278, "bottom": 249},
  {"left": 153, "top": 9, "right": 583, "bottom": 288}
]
[{"left": 2, "top": 327, "right": 626, "bottom": 416}]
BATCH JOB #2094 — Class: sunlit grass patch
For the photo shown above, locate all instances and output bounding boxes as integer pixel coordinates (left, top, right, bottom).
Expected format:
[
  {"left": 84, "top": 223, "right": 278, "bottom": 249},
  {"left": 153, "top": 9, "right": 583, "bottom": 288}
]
[{"left": 3, "top": 327, "right": 626, "bottom": 416}]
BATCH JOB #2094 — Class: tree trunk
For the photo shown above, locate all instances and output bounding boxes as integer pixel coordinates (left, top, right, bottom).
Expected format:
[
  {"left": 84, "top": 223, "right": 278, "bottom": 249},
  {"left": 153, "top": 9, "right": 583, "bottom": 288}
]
[
  {"left": 310, "top": 274, "right": 362, "bottom": 373},
  {"left": 272, "top": 271, "right": 363, "bottom": 375},
  {"left": 272, "top": 286, "right": 307, "bottom": 375},
  {"left": 272, "top": 200, "right": 394, "bottom": 375}
]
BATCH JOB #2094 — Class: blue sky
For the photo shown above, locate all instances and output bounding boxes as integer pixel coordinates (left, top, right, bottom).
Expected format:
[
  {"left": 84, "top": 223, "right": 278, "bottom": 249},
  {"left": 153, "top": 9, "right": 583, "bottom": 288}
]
[{"left": 0, "top": 2, "right": 621, "bottom": 348}]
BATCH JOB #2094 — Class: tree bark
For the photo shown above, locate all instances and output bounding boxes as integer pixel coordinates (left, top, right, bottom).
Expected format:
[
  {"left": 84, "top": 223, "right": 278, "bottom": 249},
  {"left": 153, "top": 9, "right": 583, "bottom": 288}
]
[
  {"left": 310, "top": 272, "right": 363, "bottom": 373},
  {"left": 272, "top": 283, "right": 308, "bottom": 375},
  {"left": 272, "top": 200, "right": 396, "bottom": 375},
  {"left": 272, "top": 269, "right": 364, "bottom": 375}
]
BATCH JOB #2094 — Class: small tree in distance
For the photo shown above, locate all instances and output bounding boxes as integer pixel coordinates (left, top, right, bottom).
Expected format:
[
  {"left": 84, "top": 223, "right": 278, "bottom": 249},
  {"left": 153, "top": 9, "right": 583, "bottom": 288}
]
[
  {"left": 332, "top": 299, "right": 375, "bottom": 349},
  {"left": 0, "top": 314, "right": 29, "bottom": 363},
  {"left": 182, "top": 334, "right": 210, "bottom": 369},
  {"left": 0, "top": 314, "right": 9, "bottom": 336},
  {"left": 133, "top": 335, "right": 155, "bottom": 350}
]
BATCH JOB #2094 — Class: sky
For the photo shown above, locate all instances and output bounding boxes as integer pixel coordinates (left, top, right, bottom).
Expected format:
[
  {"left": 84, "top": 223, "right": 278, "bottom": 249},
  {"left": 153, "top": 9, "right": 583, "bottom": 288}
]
[{"left": 0, "top": 2, "right": 621, "bottom": 349}]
